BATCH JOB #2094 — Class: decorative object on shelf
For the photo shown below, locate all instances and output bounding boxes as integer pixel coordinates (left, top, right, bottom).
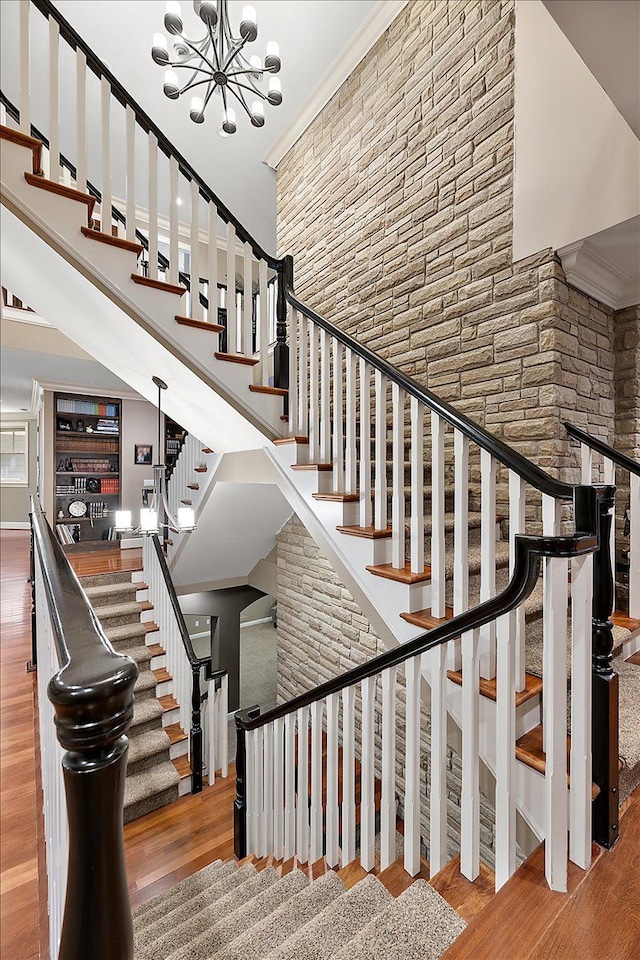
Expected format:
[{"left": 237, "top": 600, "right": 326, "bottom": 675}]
[
  {"left": 116, "top": 377, "right": 196, "bottom": 536},
  {"left": 68, "top": 500, "right": 88, "bottom": 518},
  {"left": 57, "top": 417, "right": 73, "bottom": 431},
  {"left": 65, "top": 458, "right": 74, "bottom": 472},
  {"left": 86, "top": 477, "right": 101, "bottom": 493},
  {"left": 151, "top": 1, "right": 282, "bottom": 135},
  {"left": 57, "top": 459, "right": 65, "bottom": 472},
  {"left": 76, "top": 419, "right": 85, "bottom": 432},
  {"left": 135, "top": 444, "right": 153, "bottom": 465},
  {"left": 58, "top": 510, "right": 64, "bottom": 520}
]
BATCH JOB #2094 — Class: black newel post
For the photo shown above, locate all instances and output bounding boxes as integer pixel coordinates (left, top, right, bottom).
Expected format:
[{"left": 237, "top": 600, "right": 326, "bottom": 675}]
[
  {"left": 191, "top": 663, "right": 203, "bottom": 794},
  {"left": 273, "top": 255, "right": 293, "bottom": 391},
  {"left": 51, "top": 660, "right": 137, "bottom": 960},
  {"left": 575, "top": 483, "right": 619, "bottom": 849},
  {"left": 233, "top": 706, "right": 260, "bottom": 859}
]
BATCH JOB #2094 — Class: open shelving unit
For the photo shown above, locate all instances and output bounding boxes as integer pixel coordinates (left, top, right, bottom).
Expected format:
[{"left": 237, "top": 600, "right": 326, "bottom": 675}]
[{"left": 54, "top": 392, "right": 121, "bottom": 545}]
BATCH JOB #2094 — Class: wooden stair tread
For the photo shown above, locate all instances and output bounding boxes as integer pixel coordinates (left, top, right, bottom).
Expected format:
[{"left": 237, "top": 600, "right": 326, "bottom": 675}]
[
  {"left": 273, "top": 436, "right": 309, "bottom": 445},
  {"left": 153, "top": 667, "right": 172, "bottom": 684},
  {"left": 0, "top": 124, "right": 43, "bottom": 173},
  {"left": 159, "top": 694, "right": 178, "bottom": 712},
  {"left": 447, "top": 670, "right": 543, "bottom": 708},
  {"left": 202, "top": 447, "right": 213, "bottom": 454},
  {"left": 515, "top": 724, "right": 600, "bottom": 798},
  {"left": 146, "top": 643, "right": 165, "bottom": 658},
  {"left": 400, "top": 606, "right": 454, "bottom": 629},
  {"left": 175, "top": 316, "right": 225, "bottom": 332},
  {"left": 139, "top": 601, "right": 154, "bottom": 612},
  {"left": 194, "top": 466, "right": 208, "bottom": 473},
  {"left": 165, "top": 722, "right": 187, "bottom": 745},
  {"left": 377, "top": 858, "right": 431, "bottom": 897},
  {"left": 312, "top": 492, "right": 359, "bottom": 502},
  {"left": 279, "top": 857, "right": 296, "bottom": 876},
  {"left": 430, "top": 855, "right": 495, "bottom": 924},
  {"left": 366, "top": 562, "right": 432, "bottom": 585},
  {"left": 24, "top": 172, "right": 95, "bottom": 217},
  {"left": 80, "top": 226, "right": 143, "bottom": 255},
  {"left": 249, "top": 384, "right": 288, "bottom": 396},
  {"left": 291, "top": 463, "right": 333, "bottom": 471},
  {"left": 214, "top": 352, "right": 259, "bottom": 366},
  {"left": 611, "top": 610, "right": 640, "bottom": 633},
  {"left": 143, "top": 621, "right": 160, "bottom": 635},
  {"left": 336, "top": 525, "right": 393, "bottom": 540},
  {"left": 172, "top": 755, "right": 191, "bottom": 779},
  {"left": 186, "top": 483, "right": 200, "bottom": 490},
  {"left": 131, "top": 274, "right": 185, "bottom": 296},
  {"left": 627, "top": 651, "right": 640, "bottom": 666},
  {"left": 180, "top": 499, "right": 192, "bottom": 506}
]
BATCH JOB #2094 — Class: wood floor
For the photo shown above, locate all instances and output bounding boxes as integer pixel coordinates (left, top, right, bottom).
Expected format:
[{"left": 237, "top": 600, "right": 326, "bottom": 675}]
[{"left": 2, "top": 530, "right": 640, "bottom": 959}]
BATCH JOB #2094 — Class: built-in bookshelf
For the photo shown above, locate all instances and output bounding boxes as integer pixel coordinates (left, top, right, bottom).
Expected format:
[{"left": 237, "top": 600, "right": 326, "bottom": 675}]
[
  {"left": 54, "top": 392, "right": 122, "bottom": 545},
  {"left": 165, "top": 416, "right": 187, "bottom": 481}
]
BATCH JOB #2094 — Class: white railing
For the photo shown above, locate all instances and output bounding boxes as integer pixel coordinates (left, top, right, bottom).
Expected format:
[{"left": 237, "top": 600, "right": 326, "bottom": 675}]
[
  {"left": 33, "top": 542, "right": 68, "bottom": 959},
  {"left": 204, "top": 671, "right": 229, "bottom": 786},
  {"left": 166, "top": 432, "right": 203, "bottom": 555}
]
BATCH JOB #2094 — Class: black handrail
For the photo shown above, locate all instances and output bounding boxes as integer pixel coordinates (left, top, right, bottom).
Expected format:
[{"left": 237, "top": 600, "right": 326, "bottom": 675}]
[
  {"left": 565, "top": 422, "right": 640, "bottom": 477},
  {"left": 30, "top": 497, "right": 137, "bottom": 960},
  {"left": 31, "top": 0, "right": 282, "bottom": 269},
  {"left": 236, "top": 530, "right": 597, "bottom": 733}
]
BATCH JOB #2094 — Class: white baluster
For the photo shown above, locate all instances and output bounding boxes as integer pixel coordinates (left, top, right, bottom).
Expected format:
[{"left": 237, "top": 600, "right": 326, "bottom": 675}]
[
  {"left": 341, "top": 685, "right": 356, "bottom": 866},
  {"left": 569, "top": 551, "right": 593, "bottom": 870},
  {"left": 461, "top": 627, "right": 480, "bottom": 881},
  {"left": 308, "top": 324, "right": 320, "bottom": 462},
  {"left": 125, "top": 105, "right": 136, "bottom": 245},
  {"left": 431, "top": 413, "right": 446, "bottom": 618},
  {"left": 168, "top": 158, "right": 179, "bottom": 285},
  {"left": 542, "top": 494, "right": 568, "bottom": 892},
  {"left": 190, "top": 179, "right": 202, "bottom": 319},
  {"left": 148, "top": 132, "right": 158, "bottom": 280},
  {"left": 479, "top": 450, "right": 497, "bottom": 679},
  {"left": 429, "top": 645, "right": 447, "bottom": 876},
  {"left": 332, "top": 338, "right": 344, "bottom": 492},
  {"left": 345, "top": 350, "right": 357, "bottom": 494},
  {"left": 630, "top": 473, "right": 640, "bottom": 619},
  {"left": 580, "top": 443, "right": 593, "bottom": 484},
  {"left": 359, "top": 360, "right": 372, "bottom": 528},
  {"left": 603, "top": 457, "right": 616, "bottom": 581},
  {"left": 309, "top": 700, "right": 323, "bottom": 862},
  {"left": 76, "top": 49, "right": 87, "bottom": 193},
  {"left": 247, "top": 729, "right": 258, "bottom": 855},
  {"left": 495, "top": 611, "right": 516, "bottom": 890},
  {"left": 509, "top": 472, "right": 526, "bottom": 692},
  {"left": 226, "top": 223, "right": 236, "bottom": 352},
  {"left": 410, "top": 397, "right": 424, "bottom": 574},
  {"left": 360, "top": 676, "right": 375, "bottom": 871},
  {"left": 380, "top": 666, "right": 396, "bottom": 871},
  {"left": 453, "top": 430, "right": 469, "bottom": 616},
  {"left": 220, "top": 672, "right": 228, "bottom": 778},
  {"left": 208, "top": 201, "right": 218, "bottom": 324},
  {"left": 207, "top": 676, "right": 217, "bottom": 784},
  {"left": 100, "top": 76, "right": 111, "bottom": 233},
  {"left": 242, "top": 241, "right": 253, "bottom": 356},
  {"left": 260, "top": 260, "right": 270, "bottom": 387},
  {"left": 374, "top": 370, "right": 387, "bottom": 531},
  {"left": 298, "top": 312, "right": 308, "bottom": 438},
  {"left": 391, "top": 383, "right": 405, "bottom": 569},
  {"left": 325, "top": 693, "right": 339, "bottom": 868},
  {"left": 19, "top": 0, "right": 30, "bottom": 137},
  {"left": 296, "top": 706, "right": 309, "bottom": 863},
  {"left": 48, "top": 18, "right": 59, "bottom": 183},
  {"left": 263, "top": 723, "right": 273, "bottom": 856},
  {"left": 404, "top": 655, "right": 421, "bottom": 877},
  {"left": 284, "top": 712, "right": 295, "bottom": 858},
  {"left": 319, "top": 328, "right": 331, "bottom": 464},
  {"left": 287, "top": 302, "right": 297, "bottom": 434},
  {"left": 273, "top": 716, "right": 284, "bottom": 859}
]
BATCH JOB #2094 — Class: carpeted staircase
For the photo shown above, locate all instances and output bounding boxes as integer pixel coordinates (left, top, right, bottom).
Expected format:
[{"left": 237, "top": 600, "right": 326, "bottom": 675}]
[
  {"left": 80, "top": 569, "right": 180, "bottom": 821},
  {"left": 132, "top": 858, "right": 465, "bottom": 960}
]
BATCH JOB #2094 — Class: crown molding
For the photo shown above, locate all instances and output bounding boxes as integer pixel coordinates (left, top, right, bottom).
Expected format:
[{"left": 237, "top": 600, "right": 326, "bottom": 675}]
[
  {"left": 558, "top": 236, "right": 640, "bottom": 310},
  {"left": 38, "top": 379, "right": 144, "bottom": 402},
  {"left": 262, "top": 0, "right": 409, "bottom": 170}
]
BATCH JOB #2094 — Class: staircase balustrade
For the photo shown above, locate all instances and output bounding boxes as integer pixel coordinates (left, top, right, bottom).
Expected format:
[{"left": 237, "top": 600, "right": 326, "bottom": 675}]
[{"left": 30, "top": 496, "right": 136, "bottom": 960}]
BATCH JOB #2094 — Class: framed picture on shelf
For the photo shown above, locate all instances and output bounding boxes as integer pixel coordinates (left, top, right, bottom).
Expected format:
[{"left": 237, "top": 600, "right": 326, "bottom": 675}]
[
  {"left": 135, "top": 444, "right": 153, "bottom": 465},
  {"left": 57, "top": 417, "right": 73, "bottom": 432}
]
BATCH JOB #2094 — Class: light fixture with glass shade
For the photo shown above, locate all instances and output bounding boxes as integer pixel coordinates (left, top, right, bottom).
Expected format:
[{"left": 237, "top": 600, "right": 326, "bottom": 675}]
[
  {"left": 115, "top": 377, "right": 196, "bottom": 537},
  {"left": 151, "top": 1, "right": 282, "bottom": 136}
]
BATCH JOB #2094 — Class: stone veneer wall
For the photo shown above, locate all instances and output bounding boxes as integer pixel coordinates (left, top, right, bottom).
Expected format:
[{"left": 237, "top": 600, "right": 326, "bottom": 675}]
[
  {"left": 277, "top": 514, "right": 499, "bottom": 865},
  {"left": 276, "top": 0, "right": 621, "bottom": 484}
]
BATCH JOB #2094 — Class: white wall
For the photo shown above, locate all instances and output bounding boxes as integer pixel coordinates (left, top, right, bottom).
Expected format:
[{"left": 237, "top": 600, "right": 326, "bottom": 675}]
[
  {"left": 120, "top": 398, "right": 159, "bottom": 514},
  {"left": 514, "top": 0, "right": 640, "bottom": 261}
]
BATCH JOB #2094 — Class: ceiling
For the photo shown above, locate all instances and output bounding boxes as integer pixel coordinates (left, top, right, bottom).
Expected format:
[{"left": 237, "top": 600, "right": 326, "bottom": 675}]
[
  {"left": 49, "top": 0, "right": 378, "bottom": 250},
  {"left": 543, "top": 0, "right": 640, "bottom": 138}
]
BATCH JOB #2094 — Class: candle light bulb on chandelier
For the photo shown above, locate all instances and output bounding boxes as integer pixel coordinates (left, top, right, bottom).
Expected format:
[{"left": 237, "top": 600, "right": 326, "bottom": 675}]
[
  {"left": 240, "top": 5, "right": 258, "bottom": 42},
  {"left": 164, "top": 1, "right": 183, "bottom": 36},
  {"left": 222, "top": 106, "right": 237, "bottom": 135},
  {"left": 265, "top": 40, "right": 281, "bottom": 73},
  {"left": 251, "top": 99, "right": 265, "bottom": 127},
  {"left": 190, "top": 96, "right": 204, "bottom": 123},
  {"left": 163, "top": 69, "right": 180, "bottom": 98},
  {"left": 114, "top": 510, "right": 133, "bottom": 533},
  {"left": 177, "top": 507, "right": 196, "bottom": 531},
  {"left": 152, "top": 33, "right": 169, "bottom": 64},
  {"left": 267, "top": 75, "right": 282, "bottom": 105},
  {"left": 140, "top": 508, "right": 159, "bottom": 534}
]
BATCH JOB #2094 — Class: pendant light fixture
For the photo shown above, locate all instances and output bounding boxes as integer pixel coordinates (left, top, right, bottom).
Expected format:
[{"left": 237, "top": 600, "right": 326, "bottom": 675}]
[
  {"left": 115, "top": 377, "right": 196, "bottom": 536},
  {"left": 151, "top": 1, "right": 282, "bottom": 136}
]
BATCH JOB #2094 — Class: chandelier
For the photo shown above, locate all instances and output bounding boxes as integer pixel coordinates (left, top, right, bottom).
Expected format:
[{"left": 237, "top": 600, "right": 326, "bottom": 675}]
[
  {"left": 151, "top": 1, "right": 282, "bottom": 136},
  {"left": 115, "top": 377, "right": 196, "bottom": 536}
]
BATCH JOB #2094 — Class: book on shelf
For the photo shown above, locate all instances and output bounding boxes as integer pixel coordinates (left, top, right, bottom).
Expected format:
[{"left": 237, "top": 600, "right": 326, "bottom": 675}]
[
  {"left": 56, "top": 524, "right": 80, "bottom": 545},
  {"left": 56, "top": 399, "right": 119, "bottom": 417}
]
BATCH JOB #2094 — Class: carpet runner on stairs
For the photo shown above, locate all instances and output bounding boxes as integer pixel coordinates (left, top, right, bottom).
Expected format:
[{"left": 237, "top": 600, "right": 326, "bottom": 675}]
[
  {"left": 132, "top": 858, "right": 465, "bottom": 960},
  {"left": 80, "top": 570, "right": 179, "bottom": 821}
]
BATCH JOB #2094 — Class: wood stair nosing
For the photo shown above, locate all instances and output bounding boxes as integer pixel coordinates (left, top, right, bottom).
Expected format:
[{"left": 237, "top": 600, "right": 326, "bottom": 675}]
[
  {"left": 202, "top": 447, "right": 213, "bottom": 454},
  {"left": 131, "top": 274, "right": 186, "bottom": 296},
  {"left": 447, "top": 669, "right": 543, "bottom": 708},
  {"left": 165, "top": 722, "right": 187, "bottom": 746},
  {"left": 24, "top": 172, "right": 96, "bottom": 218},
  {"left": 0, "top": 124, "right": 43, "bottom": 174},
  {"left": 80, "top": 226, "right": 143, "bottom": 256},
  {"left": 146, "top": 643, "right": 165, "bottom": 658},
  {"left": 180, "top": 499, "right": 192, "bottom": 506},
  {"left": 175, "top": 315, "right": 225, "bottom": 333},
  {"left": 515, "top": 723, "right": 600, "bottom": 799},
  {"left": 291, "top": 463, "right": 333, "bottom": 472},
  {"left": 153, "top": 667, "right": 172, "bottom": 685},
  {"left": 336, "top": 524, "right": 393, "bottom": 540},
  {"left": 366, "top": 562, "right": 432, "bottom": 585},
  {"left": 214, "top": 351, "right": 259, "bottom": 366},
  {"left": 172, "top": 754, "right": 191, "bottom": 779},
  {"left": 144, "top": 621, "right": 160, "bottom": 635},
  {"left": 400, "top": 606, "right": 454, "bottom": 629},
  {"left": 194, "top": 466, "right": 208, "bottom": 473},
  {"left": 186, "top": 483, "right": 200, "bottom": 490},
  {"left": 159, "top": 694, "right": 179, "bottom": 713},
  {"left": 312, "top": 492, "right": 359, "bottom": 502},
  {"left": 249, "top": 384, "right": 288, "bottom": 397},
  {"left": 273, "top": 436, "right": 310, "bottom": 446}
]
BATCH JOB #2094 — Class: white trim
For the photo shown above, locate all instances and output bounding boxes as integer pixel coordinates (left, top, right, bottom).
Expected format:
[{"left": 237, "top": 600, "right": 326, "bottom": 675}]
[
  {"left": 0, "top": 521, "right": 30, "bottom": 529},
  {"left": 558, "top": 237, "right": 640, "bottom": 310},
  {"left": 263, "top": 0, "right": 409, "bottom": 169},
  {"left": 37, "top": 380, "right": 143, "bottom": 402},
  {"left": 1, "top": 305, "right": 51, "bottom": 326},
  {"left": 240, "top": 616, "right": 273, "bottom": 629}
]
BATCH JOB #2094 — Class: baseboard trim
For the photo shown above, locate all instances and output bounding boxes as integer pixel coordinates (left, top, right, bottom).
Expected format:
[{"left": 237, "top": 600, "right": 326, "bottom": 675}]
[
  {"left": 240, "top": 617, "right": 274, "bottom": 629},
  {"left": 0, "top": 521, "right": 30, "bottom": 529}
]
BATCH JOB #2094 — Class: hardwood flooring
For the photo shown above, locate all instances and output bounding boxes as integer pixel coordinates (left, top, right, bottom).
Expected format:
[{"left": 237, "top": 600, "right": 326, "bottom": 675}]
[{"left": 65, "top": 544, "right": 142, "bottom": 577}]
